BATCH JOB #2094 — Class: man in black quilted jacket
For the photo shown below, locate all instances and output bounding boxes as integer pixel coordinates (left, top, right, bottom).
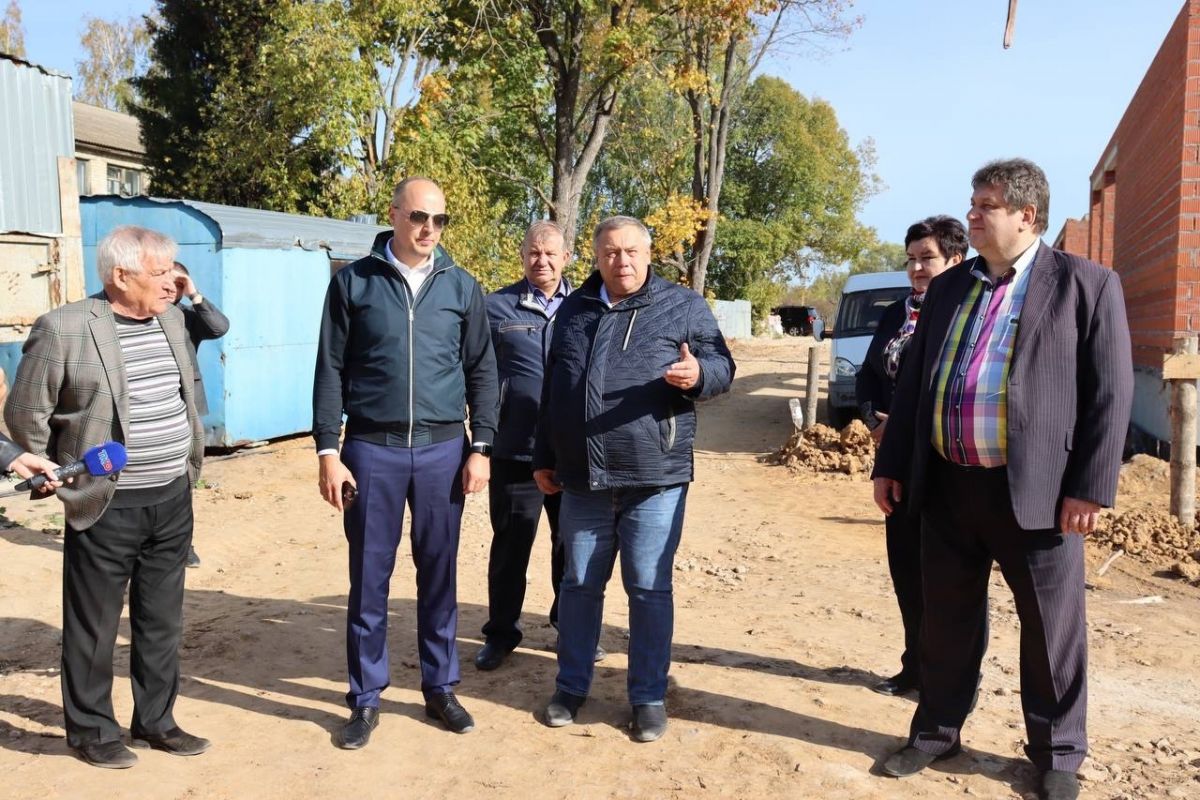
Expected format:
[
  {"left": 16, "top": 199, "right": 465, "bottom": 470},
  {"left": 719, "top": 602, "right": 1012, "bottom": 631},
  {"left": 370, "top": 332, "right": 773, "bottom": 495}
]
[{"left": 533, "top": 215, "right": 735, "bottom": 742}]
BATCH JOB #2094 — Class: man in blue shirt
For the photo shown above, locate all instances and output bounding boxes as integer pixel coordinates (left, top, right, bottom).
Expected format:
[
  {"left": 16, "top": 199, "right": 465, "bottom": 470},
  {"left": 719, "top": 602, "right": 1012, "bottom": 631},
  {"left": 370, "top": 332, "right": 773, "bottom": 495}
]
[{"left": 477, "top": 221, "right": 603, "bottom": 671}]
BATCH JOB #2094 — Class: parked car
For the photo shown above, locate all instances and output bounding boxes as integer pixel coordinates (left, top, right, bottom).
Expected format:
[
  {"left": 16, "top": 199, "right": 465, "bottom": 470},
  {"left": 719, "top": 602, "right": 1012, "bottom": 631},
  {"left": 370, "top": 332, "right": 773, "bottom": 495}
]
[
  {"left": 816, "top": 271, "right": 911, "bottom": 428},
  {"left": 774, "top": 305, "right": 823, "bottom": 336}
]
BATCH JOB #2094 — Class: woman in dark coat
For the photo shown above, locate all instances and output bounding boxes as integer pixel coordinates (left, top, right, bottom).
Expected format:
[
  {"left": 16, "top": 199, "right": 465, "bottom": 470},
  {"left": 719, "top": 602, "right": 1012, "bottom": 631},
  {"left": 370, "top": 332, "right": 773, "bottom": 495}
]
[{"left": 856, "top": 215, "right": 968, "bottom": 696}]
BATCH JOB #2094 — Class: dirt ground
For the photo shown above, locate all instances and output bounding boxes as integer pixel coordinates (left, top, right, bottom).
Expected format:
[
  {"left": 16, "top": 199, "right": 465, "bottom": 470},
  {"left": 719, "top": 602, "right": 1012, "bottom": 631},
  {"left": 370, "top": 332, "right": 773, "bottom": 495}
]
[{"left": 1, "top": 338, "right": 1197, "bottom": 800}]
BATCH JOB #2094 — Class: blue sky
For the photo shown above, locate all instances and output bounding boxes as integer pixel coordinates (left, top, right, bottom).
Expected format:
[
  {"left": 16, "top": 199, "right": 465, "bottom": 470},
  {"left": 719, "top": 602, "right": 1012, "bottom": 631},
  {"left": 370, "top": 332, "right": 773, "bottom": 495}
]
[
  {"left": 19, "top": 0, "right": 1193, "bottom": 248},
  {"left": 763, "top": 0, "right": 1189, "bottom": 246}
]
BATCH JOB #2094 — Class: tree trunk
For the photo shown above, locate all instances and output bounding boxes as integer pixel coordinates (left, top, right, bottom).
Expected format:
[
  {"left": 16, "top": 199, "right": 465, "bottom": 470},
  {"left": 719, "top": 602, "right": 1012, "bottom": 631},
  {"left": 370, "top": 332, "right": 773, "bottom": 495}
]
[{"left": 688, "top": 34, "right": 738, "bottom": 296}]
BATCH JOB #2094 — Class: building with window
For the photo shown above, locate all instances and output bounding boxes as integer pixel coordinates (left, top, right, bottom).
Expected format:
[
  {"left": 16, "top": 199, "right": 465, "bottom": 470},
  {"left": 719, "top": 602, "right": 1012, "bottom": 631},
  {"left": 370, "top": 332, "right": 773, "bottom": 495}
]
[{"left": 72, "top": 100, "right": 147, "bottom": 197}]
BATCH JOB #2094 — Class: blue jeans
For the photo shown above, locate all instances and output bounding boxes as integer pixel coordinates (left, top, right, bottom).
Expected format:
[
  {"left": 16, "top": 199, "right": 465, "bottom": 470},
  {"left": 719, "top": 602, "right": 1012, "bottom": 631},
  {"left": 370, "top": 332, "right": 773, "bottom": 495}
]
[{"left": 555, "top": 484, "right": 688, "bottom": 705}]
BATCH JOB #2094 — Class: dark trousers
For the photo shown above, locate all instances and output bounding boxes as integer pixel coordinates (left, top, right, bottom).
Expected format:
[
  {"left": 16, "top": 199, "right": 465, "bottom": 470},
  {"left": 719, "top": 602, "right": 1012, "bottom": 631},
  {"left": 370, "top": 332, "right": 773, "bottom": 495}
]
[
  {"left": 482, "top": 458, "right": 562, "bottom": 649},
  {"left": 885, "top": 496, "right": 923, "bottom": 681},
  {"left": 341, "top": 436, "right": 466, "bottom": 707},
  {"left": 61, "top": 481, "right": 192, "bottom": 747},
  {"left": 910, "top": 456, "right": 1088, "bottom": 771}
]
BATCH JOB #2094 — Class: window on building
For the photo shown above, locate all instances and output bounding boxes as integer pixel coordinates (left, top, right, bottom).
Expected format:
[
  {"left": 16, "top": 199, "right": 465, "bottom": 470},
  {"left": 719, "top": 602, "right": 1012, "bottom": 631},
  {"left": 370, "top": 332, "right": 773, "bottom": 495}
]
[
  {"left": 106, "top": 165, "right": 143, "bottom": 197},
  {"left": 76, "top": 158, "right": 90, "bottom": 195}
]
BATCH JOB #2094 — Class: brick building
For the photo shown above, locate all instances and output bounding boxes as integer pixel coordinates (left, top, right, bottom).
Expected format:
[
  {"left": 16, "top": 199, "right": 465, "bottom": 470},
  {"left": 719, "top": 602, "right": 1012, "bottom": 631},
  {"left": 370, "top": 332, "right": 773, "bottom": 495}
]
[{"left": 1075, "top": 0, "right": 1200, "bottom": 447}]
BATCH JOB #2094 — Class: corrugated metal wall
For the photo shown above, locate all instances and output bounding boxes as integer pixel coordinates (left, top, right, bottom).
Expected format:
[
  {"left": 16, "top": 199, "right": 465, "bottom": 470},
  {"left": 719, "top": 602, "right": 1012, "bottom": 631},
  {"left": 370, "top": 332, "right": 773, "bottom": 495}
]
[
  {"left": 0, "top": 57, "right": 74, "bottom": 234},
  {"left": 712, "top": 299, "right": 752, "bottom": 340}
]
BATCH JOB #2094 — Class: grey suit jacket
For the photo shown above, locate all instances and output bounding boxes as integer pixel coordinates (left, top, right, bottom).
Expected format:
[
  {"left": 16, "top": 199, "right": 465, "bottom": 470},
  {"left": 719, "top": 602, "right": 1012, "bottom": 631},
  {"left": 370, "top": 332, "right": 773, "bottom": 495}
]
[
  {"left": 4, "top": 293, "right": 205, "bottom": 530},
  {"left": 873, "top": 243, "right": 1134, "bottom": 531}
]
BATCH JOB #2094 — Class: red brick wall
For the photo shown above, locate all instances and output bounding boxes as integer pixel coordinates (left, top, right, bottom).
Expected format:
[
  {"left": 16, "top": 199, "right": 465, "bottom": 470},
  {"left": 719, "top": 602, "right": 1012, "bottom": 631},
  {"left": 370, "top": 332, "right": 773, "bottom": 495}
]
[
  {"left": 1088, "top": 1, "right": 1195, "bottom": 368},
  {"left": 1053, "top": 217, "right": 1089, "bottom": 256}
]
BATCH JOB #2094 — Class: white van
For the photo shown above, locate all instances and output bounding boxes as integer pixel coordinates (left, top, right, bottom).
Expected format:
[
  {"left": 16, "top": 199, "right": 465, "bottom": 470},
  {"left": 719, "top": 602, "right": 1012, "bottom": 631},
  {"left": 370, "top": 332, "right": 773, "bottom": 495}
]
[{"left": 818, "top": 270, "right": 911, "bottom": 427}]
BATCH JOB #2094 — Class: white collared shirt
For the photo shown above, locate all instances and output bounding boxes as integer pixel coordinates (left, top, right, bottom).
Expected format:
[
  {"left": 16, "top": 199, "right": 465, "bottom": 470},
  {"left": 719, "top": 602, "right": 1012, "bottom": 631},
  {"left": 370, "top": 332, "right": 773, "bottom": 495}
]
[{"left": 385, "top": 237, "right": 435, "bottom": 297}]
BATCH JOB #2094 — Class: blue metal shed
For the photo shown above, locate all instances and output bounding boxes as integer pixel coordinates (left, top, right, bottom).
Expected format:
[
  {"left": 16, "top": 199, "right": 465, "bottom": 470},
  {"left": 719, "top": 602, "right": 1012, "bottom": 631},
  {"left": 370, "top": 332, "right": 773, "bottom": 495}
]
[{"left": 79, "top": 196, "right": 387, "bottom": 446}]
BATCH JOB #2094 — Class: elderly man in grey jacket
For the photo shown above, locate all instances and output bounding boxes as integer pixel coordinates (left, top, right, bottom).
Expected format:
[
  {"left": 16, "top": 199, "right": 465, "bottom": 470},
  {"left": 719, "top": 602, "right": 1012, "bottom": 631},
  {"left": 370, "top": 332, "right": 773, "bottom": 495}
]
[{"left": 6, "top": 225, "right": 208, "bottom": 770}]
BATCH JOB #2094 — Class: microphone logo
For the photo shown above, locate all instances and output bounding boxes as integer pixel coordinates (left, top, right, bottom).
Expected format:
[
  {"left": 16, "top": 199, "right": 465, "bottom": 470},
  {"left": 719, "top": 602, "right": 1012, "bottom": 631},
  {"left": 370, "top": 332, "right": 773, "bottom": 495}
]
[{"left": 98, "top": 448, "right": 114, "bottom": 473}]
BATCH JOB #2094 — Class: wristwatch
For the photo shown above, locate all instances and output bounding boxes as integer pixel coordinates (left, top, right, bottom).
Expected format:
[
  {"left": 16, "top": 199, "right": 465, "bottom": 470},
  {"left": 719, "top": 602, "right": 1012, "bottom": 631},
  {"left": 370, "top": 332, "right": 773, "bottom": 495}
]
[
  {"left": 470, "top": 442, "right": 493, "bottom": 457},
  {"left": 190, "top": 293, "right": 204, "bottom": 305}
]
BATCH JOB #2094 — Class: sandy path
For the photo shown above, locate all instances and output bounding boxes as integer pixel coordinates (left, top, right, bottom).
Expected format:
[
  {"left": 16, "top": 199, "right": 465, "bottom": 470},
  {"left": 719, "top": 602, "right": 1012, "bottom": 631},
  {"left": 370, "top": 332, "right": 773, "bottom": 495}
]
[{"left": 0, "top": 338, "right": 1197, "bottom": 799}]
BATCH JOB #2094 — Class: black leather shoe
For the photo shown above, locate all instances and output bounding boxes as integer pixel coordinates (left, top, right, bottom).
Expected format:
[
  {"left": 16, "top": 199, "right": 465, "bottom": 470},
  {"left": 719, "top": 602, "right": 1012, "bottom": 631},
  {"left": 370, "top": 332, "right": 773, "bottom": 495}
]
[
  {"left": 543, "top": 690, "right": 586, "bottom": 727},
  {"left": 1039, "top": 769, "right": 1080, "bottom": 800},
  {"left": 872, "top": 672, "right": 918, "bottom": 696},
  {"left": 337, "top": 706, "right": 379, "bottom": 749},
  {"left": 881, "top": 742, "right": 962, "bottom": 777},
  {"left": 474, "top": 640, "right": 514, "bottom": 671},
  {"left": 74, "top": 740, "right": 138, "bottom": 769},
  {"left": 630, "top": 703, "right": 668, "bottom": 743},
  {"left": 129, "top": 726, "right": 211, "bottom": 756},
  {"left": 425, "top": 692, "right": 474, "bottom": 733}
]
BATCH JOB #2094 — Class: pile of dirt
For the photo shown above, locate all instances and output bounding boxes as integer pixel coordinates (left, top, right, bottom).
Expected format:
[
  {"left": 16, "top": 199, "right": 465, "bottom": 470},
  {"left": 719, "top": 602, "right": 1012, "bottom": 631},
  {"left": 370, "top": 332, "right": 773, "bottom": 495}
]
[
  {"left": 770, "top": 421, "right": 875, "bottom": 476},
  {"left": 1094, "top": 508, "right": 1200, "bottom": 585}
]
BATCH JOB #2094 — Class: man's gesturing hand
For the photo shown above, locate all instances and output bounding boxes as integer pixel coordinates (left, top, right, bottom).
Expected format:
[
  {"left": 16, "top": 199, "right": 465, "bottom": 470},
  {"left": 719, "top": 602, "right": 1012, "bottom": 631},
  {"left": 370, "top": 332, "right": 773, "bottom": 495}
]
[
  {"left": 664, "top": 342, "right": 700, "bottom": 391},
  {"left": 318, "top": 454, "right": 356, "bottom": 512}
]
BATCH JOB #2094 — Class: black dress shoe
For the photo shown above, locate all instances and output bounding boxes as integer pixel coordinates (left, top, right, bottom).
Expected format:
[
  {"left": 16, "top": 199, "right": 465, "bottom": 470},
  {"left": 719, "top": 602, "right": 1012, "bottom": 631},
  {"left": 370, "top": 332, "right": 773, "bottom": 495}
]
[
  {"left": 881, "top": 742, "right": 962, "bottom": 777},
  {"left": 1039, "top": 769, "right": 1080, "bottom": 800},
  {"left": 474, "top": 640, "right": 514, "bottom": 671},
  {"left": 630, "top": 703, "right": 668, "bottom": 743},
  {"left": 129, "top": 726, "right": 211, "bottom": 756},
  {"left": 74, "top": 740, "right": 138, "bottom": 769},
  {"left": 543, "top": 690, "right": 586, "bottom": 727},
  {"left": 872, "top": 672, "right": 918, "bottom": 696},
  {"left": 425, "top": 692, "right": 474, "bottom": 733},
  {"left": 337, "top": 706, "right": 379, "bottom": 749}
]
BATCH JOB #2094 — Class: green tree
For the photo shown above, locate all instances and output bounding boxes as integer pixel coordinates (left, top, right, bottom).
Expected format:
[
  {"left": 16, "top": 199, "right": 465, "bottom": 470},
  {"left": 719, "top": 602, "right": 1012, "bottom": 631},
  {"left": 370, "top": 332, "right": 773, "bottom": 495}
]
[
  {"left": 705, "top": 75, "right": 878, "bottom": 324},
  {"left": 849, "top": 237, "right": 906, "bottom": 275},
  {"left": 450, "top": 0, "right": 672, "bottom": 251},
  {"left": 130, "top": 0, "right": 278, "bottom": 199},
  {"left": 665, "top": 0, "right": 860, "bottom": 294},
  {"left": 75, "top": 15, "right": 151, "bottom": 111},
  {"left": 0, "top": 0, "right": 25, "bottom": 58}
]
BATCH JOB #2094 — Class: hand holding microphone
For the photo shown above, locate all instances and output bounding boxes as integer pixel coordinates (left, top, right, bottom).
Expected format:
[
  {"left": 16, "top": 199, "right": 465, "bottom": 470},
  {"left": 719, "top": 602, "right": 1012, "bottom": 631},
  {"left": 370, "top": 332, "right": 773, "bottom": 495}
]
[{"left": 9, "top": 442, "right": 128, "bottom": 493}]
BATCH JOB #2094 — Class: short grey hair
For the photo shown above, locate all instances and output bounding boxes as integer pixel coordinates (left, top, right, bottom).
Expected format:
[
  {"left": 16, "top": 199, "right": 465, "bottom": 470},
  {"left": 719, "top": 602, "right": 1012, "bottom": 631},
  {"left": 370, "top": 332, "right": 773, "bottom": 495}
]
[
  {"left": 96, "top": 225, "right": 178, "bottom": 285},
  {"left": 522, "top": 220, "right": 567, "bottom": 252},
  {"left": 972, "top": 158, "right": 1050, "bottom": 234},
  {"left": 592, "top": 215, "right": 652, "bottom": 251}
]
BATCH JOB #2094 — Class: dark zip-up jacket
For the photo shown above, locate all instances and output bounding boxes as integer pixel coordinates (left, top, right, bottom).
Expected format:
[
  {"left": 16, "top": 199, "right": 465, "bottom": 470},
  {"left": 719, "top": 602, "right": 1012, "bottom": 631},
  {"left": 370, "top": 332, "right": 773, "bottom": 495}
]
[
  {"left": 533, "top": 270, "right": 735, "bottom": 490},
  {"left": 485, "top": 277, "right": 570, "bottom": 461},
  {"left": 312, "top": 232, "right": 499, "bottom": 451}
]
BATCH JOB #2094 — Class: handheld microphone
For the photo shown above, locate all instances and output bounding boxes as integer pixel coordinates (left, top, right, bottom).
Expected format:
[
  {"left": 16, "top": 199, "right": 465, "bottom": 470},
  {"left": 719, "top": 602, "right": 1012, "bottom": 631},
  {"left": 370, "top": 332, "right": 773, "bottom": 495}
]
[{"left": 13, "top": 442, "right": 128, "bottom": 492}]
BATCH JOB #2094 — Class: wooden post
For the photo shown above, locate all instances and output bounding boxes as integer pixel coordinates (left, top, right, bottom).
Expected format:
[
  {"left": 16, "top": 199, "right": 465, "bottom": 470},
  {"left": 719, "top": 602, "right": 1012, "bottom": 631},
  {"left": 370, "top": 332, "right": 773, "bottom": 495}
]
[
  {"left": 1167, "top": 336, "right": 1199, "bottom": 524},
  {"left": 804, "top": 343, "right": 820, "bottom": 430}
]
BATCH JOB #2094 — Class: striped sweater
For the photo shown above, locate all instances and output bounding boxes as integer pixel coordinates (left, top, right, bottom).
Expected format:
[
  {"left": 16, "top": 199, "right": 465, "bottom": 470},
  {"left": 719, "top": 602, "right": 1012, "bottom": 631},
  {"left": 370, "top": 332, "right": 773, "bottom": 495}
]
[{"left": 113, "top": 315, "right": 192, "bottom": 489}]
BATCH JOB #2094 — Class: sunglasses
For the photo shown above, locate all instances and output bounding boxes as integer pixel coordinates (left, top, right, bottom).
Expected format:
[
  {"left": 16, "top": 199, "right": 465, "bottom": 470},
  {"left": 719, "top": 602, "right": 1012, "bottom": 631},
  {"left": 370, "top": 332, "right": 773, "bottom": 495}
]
[{"left": 393, "top": 206, "right": 450, "bottom": 229}]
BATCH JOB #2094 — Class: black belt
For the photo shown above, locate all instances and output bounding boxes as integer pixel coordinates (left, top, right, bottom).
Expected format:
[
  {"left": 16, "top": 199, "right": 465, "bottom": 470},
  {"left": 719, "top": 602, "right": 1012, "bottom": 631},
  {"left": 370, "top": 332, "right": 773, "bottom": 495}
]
[{"left": 345, "top": 418, "right": 465, "bottom": 448}]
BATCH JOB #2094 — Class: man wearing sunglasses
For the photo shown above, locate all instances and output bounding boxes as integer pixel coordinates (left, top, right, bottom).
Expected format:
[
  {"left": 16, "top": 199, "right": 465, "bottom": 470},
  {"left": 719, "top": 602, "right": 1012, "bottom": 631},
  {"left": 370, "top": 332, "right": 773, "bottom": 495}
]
[{"left": 313, "top": 176, "right": 499, "bottom": 749}]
